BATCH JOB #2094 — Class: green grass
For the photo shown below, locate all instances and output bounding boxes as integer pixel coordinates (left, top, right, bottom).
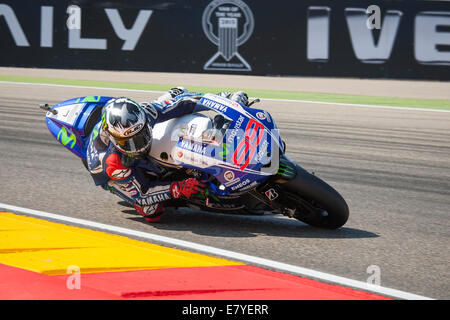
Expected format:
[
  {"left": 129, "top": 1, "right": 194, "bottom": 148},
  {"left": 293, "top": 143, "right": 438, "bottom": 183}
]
[{"left": 1, "top": 74, "right": 449, "bottom": 111}]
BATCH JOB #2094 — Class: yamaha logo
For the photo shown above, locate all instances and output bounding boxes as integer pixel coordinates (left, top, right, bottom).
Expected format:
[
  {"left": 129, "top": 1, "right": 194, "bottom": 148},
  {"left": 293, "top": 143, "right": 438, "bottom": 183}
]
[{"left": 202, "top": 0, "right": 255, "bottom": 71}]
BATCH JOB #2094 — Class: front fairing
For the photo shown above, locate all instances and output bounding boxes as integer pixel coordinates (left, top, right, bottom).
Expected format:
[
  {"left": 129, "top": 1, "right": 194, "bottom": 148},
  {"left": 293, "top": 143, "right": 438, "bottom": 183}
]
[{"left": 45, "top": 96, "right": 113, "bottom": 159}]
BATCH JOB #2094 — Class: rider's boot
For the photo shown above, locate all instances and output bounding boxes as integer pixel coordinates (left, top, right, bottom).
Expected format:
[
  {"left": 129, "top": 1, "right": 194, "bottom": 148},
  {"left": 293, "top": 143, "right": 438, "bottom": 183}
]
[{"left": 133, "top": 203, "right": 164, "bottom": 222}]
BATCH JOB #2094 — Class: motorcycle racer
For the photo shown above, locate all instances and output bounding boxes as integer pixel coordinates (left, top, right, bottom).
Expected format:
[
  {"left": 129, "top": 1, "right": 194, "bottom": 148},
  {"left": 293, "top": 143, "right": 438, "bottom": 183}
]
[{"left": 86, "top": 87, "right": 249, "bottom": 222}]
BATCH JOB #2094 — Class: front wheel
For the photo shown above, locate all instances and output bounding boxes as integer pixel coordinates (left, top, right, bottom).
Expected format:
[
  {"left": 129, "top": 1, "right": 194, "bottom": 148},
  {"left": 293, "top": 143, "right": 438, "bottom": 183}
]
[{"left": 280, "top": 163, "right": 349, "bottom": 229}]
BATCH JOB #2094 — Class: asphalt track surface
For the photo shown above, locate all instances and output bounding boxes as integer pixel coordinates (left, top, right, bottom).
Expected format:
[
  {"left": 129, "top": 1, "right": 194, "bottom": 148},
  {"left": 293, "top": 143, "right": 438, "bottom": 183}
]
[
  {"left": 2, "top": 67, "right": 450, "bottom": 100},
  {"left": 0, "top": 80, "right": 449, "bottom": 299}
]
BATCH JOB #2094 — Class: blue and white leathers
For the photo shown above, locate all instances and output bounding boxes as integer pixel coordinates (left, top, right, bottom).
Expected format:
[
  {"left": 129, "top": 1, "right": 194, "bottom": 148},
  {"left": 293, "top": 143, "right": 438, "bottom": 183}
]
[{"left": 86, "top": 92, "right": 207, "bottom": 215}]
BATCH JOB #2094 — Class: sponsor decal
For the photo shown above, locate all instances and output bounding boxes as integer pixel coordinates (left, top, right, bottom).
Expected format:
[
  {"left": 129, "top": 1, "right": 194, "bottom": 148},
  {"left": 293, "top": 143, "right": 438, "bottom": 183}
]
[
  {"left": 202, "top": 94, "right": 242, "bottom": 110},
  {"left": 101, "top": 113, "right": 108, "bottom": 130},
  {"left": 202, "top": 0, "right": 255, "bottom": 71},
  {"left": 91, "top": 125, "right": 99, "bottom": 140},
  {"left": 177, "top": 151, "right": 184, "bottom": 159},
  {"left": 123, "top": 123, "right": 143, "bottom": 137},
  {"left": 224, "top": 177, "right": 241, "bottom": 187},
  {"left": 227, "top": 115, "right": 245, "bottom": 143},
  {"left": 141, "top": 192, "right": 171, "bottom": 205},
  {"left": 224, "top": 170, "right": 235, "bottom": 181},
  {"left": 200, "top": 97, "right": 229, "bottom": 113},
  {"left": 218, "top": 143, "right": 231, "bottom": 161},
  {"left": 231, "top": 178, "right": 251, "bottom": 191},
  {"left": 256, "top": 112, "right": 266, "bottom": 120},
  {"left": 57, "top": 126, "right": 77, "bottom": 149},
  {"left": 180, "top": 149, "right": 216, "bottom": 167},
  {"left": 277, "top": 162, "right": 296, "bottom": 178},
  {"left": 50, "top": 103, "right": 83, "bottom": 126},
  {"left": 180, "top": 139, "right": 207, "bottom": 155},
  {"left": 188, "top": 124, "right": 197, "bottom": 137},
  {"left": 265, "top": 188, "right": 279, "bottom": 201},
  {"left": 256, "top": 139, "right": 269, "bottom": 163},
  {"left": 240, "top": 180, "right": 258, "bottom": 191},
  {"left": 75, "top": 96, "right": 101, "bottom": 103}
]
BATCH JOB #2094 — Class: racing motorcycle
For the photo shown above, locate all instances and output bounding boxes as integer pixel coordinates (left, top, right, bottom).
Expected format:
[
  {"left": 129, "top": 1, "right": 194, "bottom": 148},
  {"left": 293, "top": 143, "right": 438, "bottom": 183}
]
[{"left": 40, "top": 93, "right": 349, "bottom": 229}]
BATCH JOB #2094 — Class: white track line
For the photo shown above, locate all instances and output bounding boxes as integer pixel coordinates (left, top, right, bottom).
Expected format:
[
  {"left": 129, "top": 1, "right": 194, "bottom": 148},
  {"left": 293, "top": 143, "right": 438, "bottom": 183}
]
[
  {"left": 0, "top": 80, "right": 449, "bottom": 113},
  {"left": 0, "top": 80, "right": 165, "bottom": 94},
  {"left": 0, "top": 202, "right": 433, "bottom": 300},
  {"left": 263, "top": 97, "right": 450, "bottom": 113}
]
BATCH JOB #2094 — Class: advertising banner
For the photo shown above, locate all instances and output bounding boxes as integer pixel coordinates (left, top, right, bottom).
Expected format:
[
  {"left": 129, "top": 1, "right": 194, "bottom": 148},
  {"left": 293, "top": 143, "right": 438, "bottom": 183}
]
[{"left": 1, "top": 0, "right": 449, "bottom": 80}]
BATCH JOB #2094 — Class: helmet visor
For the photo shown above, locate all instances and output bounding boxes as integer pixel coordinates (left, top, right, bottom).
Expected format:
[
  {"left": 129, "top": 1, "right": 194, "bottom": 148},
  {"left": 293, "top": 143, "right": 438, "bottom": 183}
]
[{"left": 111, "top": 123, "right": 152, "bottom": 155}]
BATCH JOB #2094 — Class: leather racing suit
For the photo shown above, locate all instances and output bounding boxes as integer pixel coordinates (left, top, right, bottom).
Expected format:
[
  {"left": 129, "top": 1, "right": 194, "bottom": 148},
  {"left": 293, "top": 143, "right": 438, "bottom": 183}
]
[
  {"left": 85, "top": 90, "right": 247, "bottom": 222},
  {"left": 86, "top": 91, "right": 207, "bottom": 222}
]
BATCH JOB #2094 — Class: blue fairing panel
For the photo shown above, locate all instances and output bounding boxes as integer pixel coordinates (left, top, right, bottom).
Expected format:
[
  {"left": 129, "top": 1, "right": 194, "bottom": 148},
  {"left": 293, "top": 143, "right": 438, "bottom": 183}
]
[{"left": 45, "top": 96, "right": 113, "bottom": 159}]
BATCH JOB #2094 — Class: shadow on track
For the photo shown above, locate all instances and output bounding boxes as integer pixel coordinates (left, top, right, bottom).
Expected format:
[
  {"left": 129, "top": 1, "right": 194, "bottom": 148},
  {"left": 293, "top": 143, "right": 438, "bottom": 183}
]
[{"left": 118, "top": 202, "right": 378, "bottom": 240}]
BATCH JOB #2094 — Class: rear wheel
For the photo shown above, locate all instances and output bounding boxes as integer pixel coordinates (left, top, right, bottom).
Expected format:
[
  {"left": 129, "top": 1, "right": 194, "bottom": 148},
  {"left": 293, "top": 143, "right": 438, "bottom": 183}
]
[{"left": 280, "top": 163, "right": 349, "bottom": 229}]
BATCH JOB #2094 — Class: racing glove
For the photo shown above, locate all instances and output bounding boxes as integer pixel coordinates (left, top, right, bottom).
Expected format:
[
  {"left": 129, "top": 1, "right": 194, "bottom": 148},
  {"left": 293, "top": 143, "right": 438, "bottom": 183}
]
[
  {"left": 170, "top": 178, "right": 205, "bottom": 199},
  {"left": 168, "top": 87, "right": 188, "bottom": 98},
  {"left": 152, "top": 87, "right": 188, "bottom": 106},
  {"left": 217, "top": 91, "right": 249, "bottom": 106}
]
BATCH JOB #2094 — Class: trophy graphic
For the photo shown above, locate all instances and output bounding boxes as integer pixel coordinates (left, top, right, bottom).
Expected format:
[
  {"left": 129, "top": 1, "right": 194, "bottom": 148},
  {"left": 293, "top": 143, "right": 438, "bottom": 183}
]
[{"left": 202, "top": 0, "right": 255, "bottom": 71}]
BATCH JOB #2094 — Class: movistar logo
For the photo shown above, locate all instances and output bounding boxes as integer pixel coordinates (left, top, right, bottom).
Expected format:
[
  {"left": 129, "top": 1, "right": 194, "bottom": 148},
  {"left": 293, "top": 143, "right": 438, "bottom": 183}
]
[
  {"left": 75, "top": 96, "right": 101, "bottom": 103},
  {"left": 92, "top": 125, "right": 99, "bottom": 140},
  {"left": 57, "top": 126, "right": 77, "bottom": 149},
  {"left": 101, "top": 113, "right": 108, "bottom": 130},
  {"left": 218, "top": 143, "right": 230, "bottom": 161}
]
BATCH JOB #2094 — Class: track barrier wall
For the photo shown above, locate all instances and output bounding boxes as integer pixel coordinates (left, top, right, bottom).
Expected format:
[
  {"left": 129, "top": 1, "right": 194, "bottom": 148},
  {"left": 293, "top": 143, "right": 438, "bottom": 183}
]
[{"left": 0, "top": 0, "right": 449, "bottom": 80}]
